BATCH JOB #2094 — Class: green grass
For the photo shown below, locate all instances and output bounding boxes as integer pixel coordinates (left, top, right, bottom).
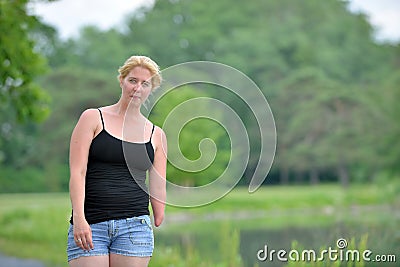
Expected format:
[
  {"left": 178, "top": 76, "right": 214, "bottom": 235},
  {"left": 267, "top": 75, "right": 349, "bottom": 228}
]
[
  {"left": 0, "top": 193, "right": 71, "bottom": 266},
  {"left": 162, "top": 185, "right": 399, "bottom": 232},
  {"left": 165, "top": 183, "right": 394, "bottom": 216},
  {"left": 0, "top": 183, "right": 398, "bottom": 266}
]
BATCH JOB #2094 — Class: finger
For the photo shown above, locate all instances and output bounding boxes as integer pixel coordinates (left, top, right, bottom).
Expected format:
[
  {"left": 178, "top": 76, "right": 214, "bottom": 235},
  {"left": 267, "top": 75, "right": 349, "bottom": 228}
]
[
  {"left": 74, "top": 235, "right": 81, "bottom": 243},
  {"left": 84, "top": 229, "right": 94, "bottom": 250},
  {"left": 75, "top": 237, "right": 84, "bottom": 249},
  {"left": 87, "top": 235, "right": 94, "bottom": 250},
  {"left": 81, "top": 236, "right": 90, "bottom": 251}
]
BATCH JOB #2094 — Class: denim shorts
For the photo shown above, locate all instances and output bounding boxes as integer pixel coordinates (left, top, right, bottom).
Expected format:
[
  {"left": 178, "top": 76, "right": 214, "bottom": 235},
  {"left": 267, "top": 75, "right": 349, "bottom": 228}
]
[{"left": 67, "top": 215, "right": 154, "bottom": 262}]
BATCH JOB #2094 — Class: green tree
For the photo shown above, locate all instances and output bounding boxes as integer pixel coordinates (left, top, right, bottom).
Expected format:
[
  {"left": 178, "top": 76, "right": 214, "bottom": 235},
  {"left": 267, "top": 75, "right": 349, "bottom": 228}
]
[
  {"left": 148, "top": 85, "right": 230, "bottom": 186},
  {"left": 29, "top": 0, "right": 400, "bottom": 191},
  {"left": 0, "top": 0, "right": 51, "bottom": 123},
  {"left": 274, "top": 68, "right": 380, "bottom": 186},
  {"left": 121, "top": 0, "right": 397, "bottom": 184},
  {"left": 0, "top": 0, "right": 56, "bottom": 172},
  {"left": 48, "top": 26, "right": 131, "bottom": 72},
  {"left": 373, "top": 70, "right": 400, "bottom": 175},
  {"left": 0, "top": 0, "right": 60, "bottom": 192}
]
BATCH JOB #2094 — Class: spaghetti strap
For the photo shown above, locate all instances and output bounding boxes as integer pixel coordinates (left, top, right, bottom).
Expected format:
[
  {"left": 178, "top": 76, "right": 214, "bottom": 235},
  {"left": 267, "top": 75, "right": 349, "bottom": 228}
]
[
  {"left": 97, "top": 108, "right": 105, "bottom": 130},
  {"left": 149, "top": 124, "right": 155, "bottom": 142}
]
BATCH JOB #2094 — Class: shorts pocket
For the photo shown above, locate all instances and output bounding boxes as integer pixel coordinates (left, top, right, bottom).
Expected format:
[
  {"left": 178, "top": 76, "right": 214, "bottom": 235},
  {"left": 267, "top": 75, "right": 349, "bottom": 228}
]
[{"left": 139, "top": 215, "right": 153, "bottom": 231}]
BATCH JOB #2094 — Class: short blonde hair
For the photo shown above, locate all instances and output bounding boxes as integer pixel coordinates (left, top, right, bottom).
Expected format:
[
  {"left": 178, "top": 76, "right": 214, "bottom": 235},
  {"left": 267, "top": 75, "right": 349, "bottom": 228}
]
[{"left": 118, "top": 55, "right": 162, "bottom": 90}]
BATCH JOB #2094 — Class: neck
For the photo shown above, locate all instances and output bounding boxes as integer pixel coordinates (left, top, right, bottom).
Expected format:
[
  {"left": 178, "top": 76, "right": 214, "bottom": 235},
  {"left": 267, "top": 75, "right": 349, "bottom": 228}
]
[{"left": 114, "top": 98, "right": 142, "bottom": 119}]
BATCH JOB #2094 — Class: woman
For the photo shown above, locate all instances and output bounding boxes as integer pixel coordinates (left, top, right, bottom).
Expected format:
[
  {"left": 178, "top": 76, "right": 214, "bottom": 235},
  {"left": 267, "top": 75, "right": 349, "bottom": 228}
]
[{"left": 67, "top": 55, "right": 167, "bottom": 267}]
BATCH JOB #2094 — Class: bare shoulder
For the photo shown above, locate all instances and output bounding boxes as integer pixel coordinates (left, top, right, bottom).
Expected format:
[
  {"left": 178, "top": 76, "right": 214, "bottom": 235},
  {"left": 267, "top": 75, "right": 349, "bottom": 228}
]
[
  {"left": 153, "top": 125, "right": 166, "bottom": 139},
  {"left": 70, "top": 108, "right": 102, "bottom": 144},
  {"left": 80, "top": 108, "right": 100, "bottom": 119},
  {"left": 154, "top": 125, "right": 165, "bottom": 135},
  {"left": 73, "top": 108, "right": 101, "bottom": 134},
  {"left": 152, "top": 125, "right": 167, "bottom": 151},
  {"left": 76, "top": 108, "right": 100, "bottom": 124}
]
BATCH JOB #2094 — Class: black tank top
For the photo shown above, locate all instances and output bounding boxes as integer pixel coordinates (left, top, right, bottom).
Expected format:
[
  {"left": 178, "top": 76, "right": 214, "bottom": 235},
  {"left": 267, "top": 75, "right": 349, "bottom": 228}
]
[{"left": 70, "top": 108, "right": 155, "bottom": 224}]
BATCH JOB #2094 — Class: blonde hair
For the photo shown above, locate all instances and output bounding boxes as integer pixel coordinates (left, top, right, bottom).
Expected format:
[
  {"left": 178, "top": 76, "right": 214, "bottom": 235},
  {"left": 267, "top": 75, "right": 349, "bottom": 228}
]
[{"left": 118, "top": 55, "right": 162, "bottom": 90}]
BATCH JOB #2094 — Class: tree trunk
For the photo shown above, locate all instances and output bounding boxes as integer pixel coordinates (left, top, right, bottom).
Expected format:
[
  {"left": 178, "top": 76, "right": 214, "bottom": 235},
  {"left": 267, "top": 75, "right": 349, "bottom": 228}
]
[
  {"left": 337, "top": 162, "right": 349, "bottom": 188},
  {"left": 310, "top": 168, "right": 319, "bottom": 185},
  {"left": 280, "top": 167, "right": 289, "bottom": 185},
  {"left": 294, "top": 171, "right": 303, "bottom": 184}
]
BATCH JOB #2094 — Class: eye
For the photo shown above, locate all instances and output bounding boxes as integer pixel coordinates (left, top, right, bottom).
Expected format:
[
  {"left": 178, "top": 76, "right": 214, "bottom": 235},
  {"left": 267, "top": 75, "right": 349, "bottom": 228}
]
[
  {"left": 128, "top": 78, "right": 137, "bottom": 84},
  {"left": 142, "top": 81, "right": 151, "bottom": 88}
]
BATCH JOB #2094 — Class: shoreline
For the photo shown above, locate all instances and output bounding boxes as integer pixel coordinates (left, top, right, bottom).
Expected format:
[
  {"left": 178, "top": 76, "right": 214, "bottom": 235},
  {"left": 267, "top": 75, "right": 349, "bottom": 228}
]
[{"left": 0, "top": 253, "right": 45, "bottom": 267}]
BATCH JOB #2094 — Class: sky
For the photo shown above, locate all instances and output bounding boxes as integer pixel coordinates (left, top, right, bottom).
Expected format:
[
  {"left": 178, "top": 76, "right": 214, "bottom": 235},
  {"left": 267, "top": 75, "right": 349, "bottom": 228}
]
[
  {"left": 30, "top": 0, "right": 400, "bottom": 43},
  {"left": 29, "top": 0, "right": 153, "bottom": 39}
]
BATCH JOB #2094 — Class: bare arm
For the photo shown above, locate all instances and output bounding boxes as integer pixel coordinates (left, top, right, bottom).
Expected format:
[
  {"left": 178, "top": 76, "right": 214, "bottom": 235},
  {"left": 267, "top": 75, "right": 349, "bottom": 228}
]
[
  {"left": 149, "top": 126, "right": 167, "bottom": 227},
  {"left": 69, "top": 108, "right": 99, "bottom": 250}
]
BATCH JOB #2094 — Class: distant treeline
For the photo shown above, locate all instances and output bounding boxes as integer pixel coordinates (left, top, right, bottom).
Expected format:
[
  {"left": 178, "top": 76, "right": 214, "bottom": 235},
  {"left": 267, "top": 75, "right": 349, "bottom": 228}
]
[{"left": 1, "top": 0, "right": 399, "bottom": 192}]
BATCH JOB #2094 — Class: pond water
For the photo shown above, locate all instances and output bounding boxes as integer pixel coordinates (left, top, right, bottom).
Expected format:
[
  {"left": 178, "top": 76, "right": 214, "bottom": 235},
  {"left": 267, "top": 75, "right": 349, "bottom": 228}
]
[
  {"left": 156, "top": 207, "right": 399, "bottom": 267},
  {"left": 239, "top": 224, "right": 398, "bottom": 267}
]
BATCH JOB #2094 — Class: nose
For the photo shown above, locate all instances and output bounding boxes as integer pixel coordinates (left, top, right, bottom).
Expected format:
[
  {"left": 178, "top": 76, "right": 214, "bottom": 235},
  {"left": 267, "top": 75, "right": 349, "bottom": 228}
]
[{"left": 132, "top": 83, "right": 142, "bottom": 92}]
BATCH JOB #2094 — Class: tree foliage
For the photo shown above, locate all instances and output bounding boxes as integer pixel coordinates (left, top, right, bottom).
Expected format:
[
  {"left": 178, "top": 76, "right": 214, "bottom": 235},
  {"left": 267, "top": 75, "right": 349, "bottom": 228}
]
[
  {"left": 148, "top": 85, "right": 230, "bottom": 186},
  {"left": 0, "top": 0, "right": 55, "bottom": 171},
  {"left": 1, "top": 0, "right": 399, "bottom": 192},
  {"left": 0, "top": 0, "right": 51, "bottom": 122}
]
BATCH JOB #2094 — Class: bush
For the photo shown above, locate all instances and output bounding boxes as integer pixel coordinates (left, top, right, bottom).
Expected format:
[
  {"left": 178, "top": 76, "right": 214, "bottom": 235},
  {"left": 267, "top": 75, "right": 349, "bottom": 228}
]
[{"left": 0, "top": 164, "right": 69, "bottom": 193}]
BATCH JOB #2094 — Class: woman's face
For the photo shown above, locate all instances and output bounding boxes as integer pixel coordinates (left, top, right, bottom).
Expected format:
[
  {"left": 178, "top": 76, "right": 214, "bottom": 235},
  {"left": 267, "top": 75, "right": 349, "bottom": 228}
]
[{"left": 119, "top": 66, "right": 153, "bottom": 105}]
